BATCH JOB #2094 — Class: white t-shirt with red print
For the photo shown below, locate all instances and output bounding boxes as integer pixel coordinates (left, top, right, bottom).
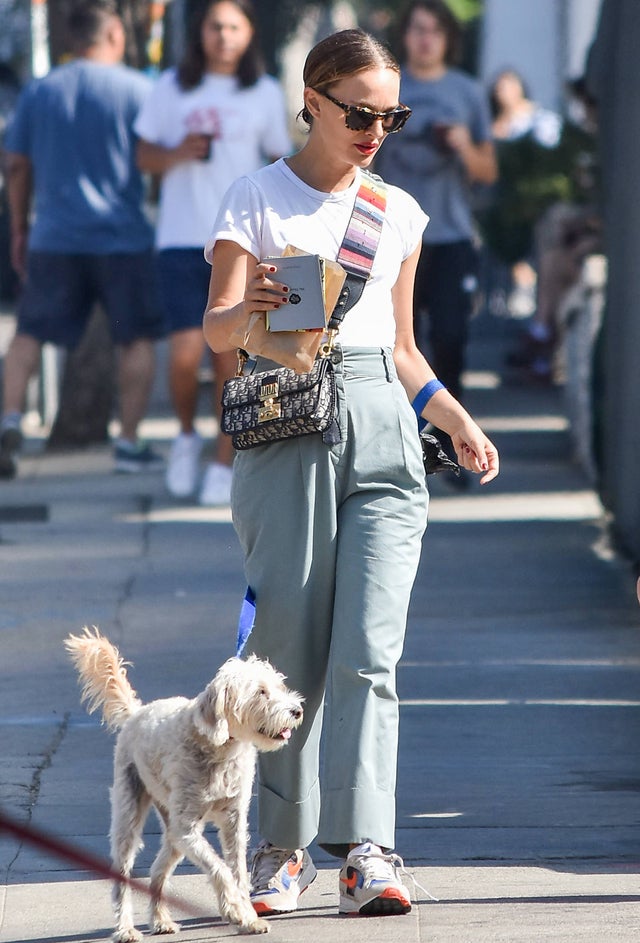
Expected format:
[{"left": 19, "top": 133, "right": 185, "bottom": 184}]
[{"left": 134, "top": 69, "right": 292, "bottom": 249}]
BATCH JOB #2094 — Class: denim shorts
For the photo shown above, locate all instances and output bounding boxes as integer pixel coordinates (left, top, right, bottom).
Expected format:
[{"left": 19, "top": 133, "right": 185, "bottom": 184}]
[
  {"left": 18, "top": 250, "right": 166, "bottom": 348},
  {"left": 156, "top": 248, "right": 211, "bottom": 333}
]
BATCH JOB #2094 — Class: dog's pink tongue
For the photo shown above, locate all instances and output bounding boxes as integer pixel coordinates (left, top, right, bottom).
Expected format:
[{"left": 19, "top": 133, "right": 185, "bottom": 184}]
[{"left": 281, "top": 728, "right": 292, "bottom": 740}]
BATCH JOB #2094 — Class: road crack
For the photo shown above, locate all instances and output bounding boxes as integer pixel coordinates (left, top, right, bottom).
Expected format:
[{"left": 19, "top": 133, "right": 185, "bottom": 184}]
[{"left": 5, "top": 712, "right": 71, "bottom": 875}]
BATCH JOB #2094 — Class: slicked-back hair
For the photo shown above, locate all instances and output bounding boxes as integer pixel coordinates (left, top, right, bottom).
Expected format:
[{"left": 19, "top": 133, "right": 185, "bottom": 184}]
[
  {"left": 177, "top": 0, "right": 265, "bottom": 91},
  {"left": 299, "top": 28, "right": 399, "bottom": 127}
]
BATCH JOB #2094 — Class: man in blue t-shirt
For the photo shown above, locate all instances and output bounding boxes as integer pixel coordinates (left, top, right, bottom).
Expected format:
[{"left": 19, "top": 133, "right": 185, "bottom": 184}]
[
  {"left": 376, "top": 0, "right": 497, "bottom": 447},
  {"left": 0, "top": 0, "right": 165, "bottom": 478}
]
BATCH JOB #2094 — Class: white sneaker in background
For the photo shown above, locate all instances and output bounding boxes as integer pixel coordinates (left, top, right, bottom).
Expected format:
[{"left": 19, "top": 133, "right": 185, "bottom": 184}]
[
  {"left": 199, "top": 461, "right": 232, "bottom": 506},
  {"left": 165, "top": 432, "right": 203, "bottom": 497}
]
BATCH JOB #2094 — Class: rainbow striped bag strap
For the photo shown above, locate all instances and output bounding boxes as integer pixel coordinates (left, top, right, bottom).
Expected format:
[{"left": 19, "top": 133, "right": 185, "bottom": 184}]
[
  {"left": 328, "top": 171, "right": 387, "bottom": 331},
  {"left": 337, "top": 170, "right": 388, "bottom": 279}
]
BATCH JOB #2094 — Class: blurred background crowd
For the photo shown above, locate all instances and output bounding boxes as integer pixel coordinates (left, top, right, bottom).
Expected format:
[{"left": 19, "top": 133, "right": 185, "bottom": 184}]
[{"left": 1, "top": 0, "right": 639, "bottom": 568}]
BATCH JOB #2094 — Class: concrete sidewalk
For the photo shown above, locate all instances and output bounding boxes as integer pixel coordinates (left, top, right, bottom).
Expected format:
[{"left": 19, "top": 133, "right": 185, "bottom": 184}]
[{"left": 1, "top": 314, "right": 640, "bottom": 943}]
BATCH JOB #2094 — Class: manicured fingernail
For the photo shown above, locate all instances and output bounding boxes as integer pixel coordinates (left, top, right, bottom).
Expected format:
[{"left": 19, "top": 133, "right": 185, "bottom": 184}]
[
  {"left": 281, "top": 297, "right": 288, "bottom": 303},
  {"left": 269, "top": 266, "right": 277, "bottom": 272},
  {"left": 482, "top": 463, "right": 488, "bottom": 470},
  {"left": 273, "top": 304, "right": 280, "bottom": 308}
]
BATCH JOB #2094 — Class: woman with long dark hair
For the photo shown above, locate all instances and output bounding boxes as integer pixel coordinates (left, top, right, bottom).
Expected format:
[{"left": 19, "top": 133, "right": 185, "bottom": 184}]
[{"left": 135, "top": 0, "right": 291, "bottom": 505}]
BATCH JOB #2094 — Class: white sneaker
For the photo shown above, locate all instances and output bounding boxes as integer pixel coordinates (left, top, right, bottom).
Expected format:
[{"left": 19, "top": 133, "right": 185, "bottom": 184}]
[
  {"left": 339, "top": 842, "right": 411, "bottom": 916},
  {"left": 250, "top": 842, "right": 317, "bottom": 915},
  {"left": 199, "top": 461, "right": 232, "bottom": 506},
  {"left": 165, "top": 432, "right": 203, "bottom": 497}
]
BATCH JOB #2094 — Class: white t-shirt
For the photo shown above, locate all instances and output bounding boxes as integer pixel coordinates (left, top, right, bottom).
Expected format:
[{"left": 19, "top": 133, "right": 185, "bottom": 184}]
[
  {"left": 134, "top": 69, "right": 292, "bottom": 249},
  {"left": 205, "top": 160, "right": 428, "bottom": 349}
]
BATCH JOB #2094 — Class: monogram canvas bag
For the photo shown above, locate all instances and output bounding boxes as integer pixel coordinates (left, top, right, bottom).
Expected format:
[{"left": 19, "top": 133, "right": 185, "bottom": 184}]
[{"left": 221, "top": 354, "right": 336, "bottom": 450}]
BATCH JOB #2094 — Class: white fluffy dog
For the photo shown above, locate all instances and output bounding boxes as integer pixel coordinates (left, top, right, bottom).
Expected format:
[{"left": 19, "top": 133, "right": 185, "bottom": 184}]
[{"left": 65, "top": 627, "right": 303, "bottom": 940}]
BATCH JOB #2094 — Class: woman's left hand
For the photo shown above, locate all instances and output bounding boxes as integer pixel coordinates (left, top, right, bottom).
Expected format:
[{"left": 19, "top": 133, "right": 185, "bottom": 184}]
[{"left": 450, "top": 422, "right": 500, "bottom": 484}]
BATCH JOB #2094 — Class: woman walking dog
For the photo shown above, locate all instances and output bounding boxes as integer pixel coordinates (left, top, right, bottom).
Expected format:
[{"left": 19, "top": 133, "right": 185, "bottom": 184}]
[{"left": 204, "top": 27, "right": 499, "bottom": 919}]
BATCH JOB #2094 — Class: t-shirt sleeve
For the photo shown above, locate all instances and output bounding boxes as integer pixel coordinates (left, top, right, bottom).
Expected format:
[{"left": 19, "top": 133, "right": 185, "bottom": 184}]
[
  {"left": 259, "top": 79, "right": 292, "bottom": 160},
  {"left": 204, "top": 175, "right": 264, "bottom": 263},
  {"left": 405, "top": 203, "right": 430, "bottom": 257},
  {"left": 470, "top": 82, "right": 493, "bottom": 144},
  {"left": 133, "top": 74, "right": 170, "bottom": 143},
  {"left": 392, "top": 186, "right": 429, "bottom": 258}
]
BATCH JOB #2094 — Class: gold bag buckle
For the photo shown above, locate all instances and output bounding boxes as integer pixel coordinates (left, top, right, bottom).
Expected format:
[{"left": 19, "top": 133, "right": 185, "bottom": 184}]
[{"left": 258, "top": 374, "right": 281, "bottom": 423}]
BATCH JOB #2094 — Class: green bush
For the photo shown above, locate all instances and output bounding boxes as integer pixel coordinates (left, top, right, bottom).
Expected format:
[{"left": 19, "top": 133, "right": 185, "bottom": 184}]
[{"left": 479, "top": 122, "right": 598, "bottom": 264}]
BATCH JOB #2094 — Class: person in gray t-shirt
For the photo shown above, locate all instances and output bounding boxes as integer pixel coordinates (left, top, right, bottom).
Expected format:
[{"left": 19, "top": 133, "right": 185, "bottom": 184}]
[{"left": 376, "top": 0, "right": 496, "bottom": 436}]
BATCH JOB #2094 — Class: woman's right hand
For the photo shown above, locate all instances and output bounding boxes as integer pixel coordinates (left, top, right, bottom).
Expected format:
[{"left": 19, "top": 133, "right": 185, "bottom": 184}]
[
  {"left": 204, "top": 244, "right": 289, "bottom": 354},
  {"left": 242, "top": 262, "right": 289, "bottom": 317}
]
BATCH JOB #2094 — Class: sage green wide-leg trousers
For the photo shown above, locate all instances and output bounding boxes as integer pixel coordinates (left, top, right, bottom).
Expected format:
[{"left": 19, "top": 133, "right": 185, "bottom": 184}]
[{"left": 231, "top": 347, "right": 429, "bottom": 858}]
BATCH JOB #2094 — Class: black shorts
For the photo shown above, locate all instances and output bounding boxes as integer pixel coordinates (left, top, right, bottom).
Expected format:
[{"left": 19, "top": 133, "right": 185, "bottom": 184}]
[
  {"left": 156, "top": 248, "right": 211, "bottom": 333},
  {"left": 414, "top": 239, "right": 479, "bottom": 336},
  {"left": 413, "top": 240, "right": 480, "bottom": 398},
  {"left": 17, "top": 250, "right": 167, "bottom": 348}
]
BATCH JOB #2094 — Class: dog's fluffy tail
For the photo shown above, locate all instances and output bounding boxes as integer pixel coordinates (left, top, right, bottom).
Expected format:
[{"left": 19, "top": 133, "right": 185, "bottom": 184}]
[{"left": 65, "top": 626, "right": 142, "bottom": 731}]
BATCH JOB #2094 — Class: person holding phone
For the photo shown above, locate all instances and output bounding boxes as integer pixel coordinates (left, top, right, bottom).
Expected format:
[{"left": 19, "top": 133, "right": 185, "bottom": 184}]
[{"left": 135, "top": 0, "right": 291, "bottom": 505}]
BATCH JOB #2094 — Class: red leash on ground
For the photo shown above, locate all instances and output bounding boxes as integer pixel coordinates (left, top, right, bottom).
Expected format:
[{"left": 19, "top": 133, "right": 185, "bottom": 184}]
[{"left": 0, "top": 806, "right": 201, "bottom": 918}]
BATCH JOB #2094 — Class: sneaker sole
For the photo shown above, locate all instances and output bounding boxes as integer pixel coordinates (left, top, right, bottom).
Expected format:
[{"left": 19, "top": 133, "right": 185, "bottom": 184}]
[
  {"left": 166, "top": 480, "right": 198, "bottom": 497},
  {"left": 114, "top": 460, "right": 164, "bottom": 474},
  {"left": 340, "top": 887, "right": 412, "bottom": 917}
]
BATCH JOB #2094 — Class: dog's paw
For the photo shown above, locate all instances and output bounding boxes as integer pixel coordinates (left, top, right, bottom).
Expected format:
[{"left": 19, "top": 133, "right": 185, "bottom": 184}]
[
  {"left": 113, "top": 928, "right": 143, "bottom": 943},
  {"left": 152, "top": 918, "right": 180, "bottom": 935},
  {"left": 223, "top": 899, "right": 270, "bottom": 935},
  {"left": 240, "top": 915, "right": 270, "bottom": 934}
]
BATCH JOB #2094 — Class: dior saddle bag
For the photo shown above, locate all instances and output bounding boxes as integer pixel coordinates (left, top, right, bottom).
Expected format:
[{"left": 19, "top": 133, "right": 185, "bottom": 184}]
[{"left": 220, "top": 353, "right": 337, "bottom": 451}]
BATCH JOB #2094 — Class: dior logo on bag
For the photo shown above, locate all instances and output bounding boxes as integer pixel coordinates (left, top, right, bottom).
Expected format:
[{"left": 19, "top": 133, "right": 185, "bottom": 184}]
[{"left": 221, "top": 356, "right": 337, "bottom": 450}]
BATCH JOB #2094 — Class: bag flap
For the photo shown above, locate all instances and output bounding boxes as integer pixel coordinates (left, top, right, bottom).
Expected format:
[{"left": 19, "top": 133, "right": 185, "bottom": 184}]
[{"left": 222, "top": 358, "right": 329, "bottom": 409}]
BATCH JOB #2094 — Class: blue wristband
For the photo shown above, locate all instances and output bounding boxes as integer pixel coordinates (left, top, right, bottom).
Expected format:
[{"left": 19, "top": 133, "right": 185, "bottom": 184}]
[{"left": 412, "top": 379, "right": 446, "bottom": 424}]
